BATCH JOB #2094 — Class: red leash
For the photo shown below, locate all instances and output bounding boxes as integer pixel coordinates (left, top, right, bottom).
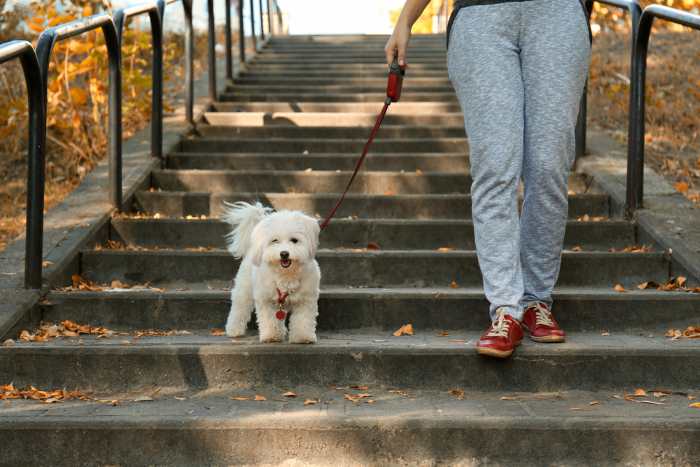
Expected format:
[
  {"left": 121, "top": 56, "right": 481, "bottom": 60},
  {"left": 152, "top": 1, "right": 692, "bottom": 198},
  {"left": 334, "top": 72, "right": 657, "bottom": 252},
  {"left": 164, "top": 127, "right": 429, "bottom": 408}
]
[{"left": 319, "top": 59, "right": 406, "bottom": 231}]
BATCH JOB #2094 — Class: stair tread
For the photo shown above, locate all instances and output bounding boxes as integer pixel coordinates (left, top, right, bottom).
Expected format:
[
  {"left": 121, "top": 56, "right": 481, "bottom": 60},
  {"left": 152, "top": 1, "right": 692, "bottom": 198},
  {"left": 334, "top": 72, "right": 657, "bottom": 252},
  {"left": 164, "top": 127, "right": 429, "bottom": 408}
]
[
  {"left": 1, "top": 388, "right": 697, "bottom": 426},
  {"left": 5, "top": 330, "right": 697, "bottom": 352}
]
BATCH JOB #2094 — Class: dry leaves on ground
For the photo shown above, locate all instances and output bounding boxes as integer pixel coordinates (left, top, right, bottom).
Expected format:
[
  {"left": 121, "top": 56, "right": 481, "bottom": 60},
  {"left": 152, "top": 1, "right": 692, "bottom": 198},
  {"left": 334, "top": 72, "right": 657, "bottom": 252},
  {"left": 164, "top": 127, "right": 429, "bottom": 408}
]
[
  {"left": 56, "top": 274, "right": 164, "bottom": 293},
  {"left": 665, "top": 326, "right": 700, "bottom": 339},
  {"left": 638, "top": 276, "right": 700, "bottom": 293},
  {"left": 614, "top": 284, "right": 627, "bottom": 293},
  {"left": 19, "top": 320, "right": 114, "bottom": 342},
  {"left": 393, "top": 323, "right": 414, "bottom": 337},
  {"left": 366, "top": 242, "right": 380, "bottom": 250},
  {"left": 576, "top": 214, "right": 607, "bottom": 222},
  {"left": 304, "top": 399, "right": 319, "bottom": 406},
  {"left": 449, "top": 389, "right": 465, "bottom": 400},
  {"left": 210, "top": 328, "right": 226, "bottom": 336},
  {"left": 344, "top": 393, "right": 374, "bottom": 404},
  {"left": 0, "top": 383, "right": 91, "bottom": 403},
  {"left": 609, "top": 245, "right": 653, "bottom": 253}
]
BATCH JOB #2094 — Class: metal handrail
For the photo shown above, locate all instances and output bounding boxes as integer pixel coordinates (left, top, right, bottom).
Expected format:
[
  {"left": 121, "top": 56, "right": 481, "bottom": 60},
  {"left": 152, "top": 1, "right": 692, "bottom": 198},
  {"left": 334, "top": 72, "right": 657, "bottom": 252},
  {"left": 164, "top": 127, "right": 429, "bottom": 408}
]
[
  {"left": 163, "top": 0, "right": 194, "bottom": 126},
  {"left": 225, "top": 0, "right": 234, "bottom": 80},
  {"left": 627, "top": 5, "right": 700, "bottom": 214},
  {"left": 267, "top": 0, "right": 273, "bottom": 35},
  {"left": 259, "top": 0, "right": 266, "bottom": 41},
  {"left": 2, "top": 0, "right": 277, "bottom": 288},
  {"left": 207, "top": 0, "right": 217, "bottom": 102},
  {"left": 36, "top": 14, "right": 123, "bottom": 209},
  {"left": 238, "top": 0, "right": 247, "bottom": 63},
  {"left": 249, "top": 0, "right": 258, "bottom": 51},
  {"left": 576, "top": 0, "right": 642, "bottom": 159},
  {"left": 0, "top": 41, "right": 46, "bottom": 289},
  {"left": 114, "top": 0, "right": 164, "bottom": 161}
]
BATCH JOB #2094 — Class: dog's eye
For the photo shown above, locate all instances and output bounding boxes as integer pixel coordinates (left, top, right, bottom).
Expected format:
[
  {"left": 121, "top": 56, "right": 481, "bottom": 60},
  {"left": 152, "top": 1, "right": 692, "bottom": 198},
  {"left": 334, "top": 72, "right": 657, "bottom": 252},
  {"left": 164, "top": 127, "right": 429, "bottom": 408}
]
[{"left": 291, "top": 238, "right": 299, "bottom": 244}]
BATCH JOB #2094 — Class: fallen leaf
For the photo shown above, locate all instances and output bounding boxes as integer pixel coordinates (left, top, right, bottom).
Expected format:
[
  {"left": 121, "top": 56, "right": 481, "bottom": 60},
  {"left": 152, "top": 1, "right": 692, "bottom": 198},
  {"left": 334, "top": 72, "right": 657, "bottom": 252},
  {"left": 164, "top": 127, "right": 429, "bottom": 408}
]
[
  {"left": 614, "top": 284, "right": 627, "bottom": 293},
  {"left": 601, "top": 330, "right": 610, "bottom": 336},
  {"left": 350, "top": 385, "right": 369, "bottom": 390},
  {"left": 571, "top": 245, "right": 583, "bottom": 252},
  {"left": 366, "top": 242, "right": 380, "bottom": 250},
  {"left": 230, "top": 395, "right": 250, "bottom": 401},
  {"left": 449, "top": 280, "right": 459, "bottom": 289},
  {"left": 2, "top": 339, "right": 14, "bottom": 347},
  {"left": 304, "top": 399, "right": 318, "bottom": 405},
  {"left": 210, "top": 328, "right": 226, "bottom": 336},
  {"left": 393, "top": 323, "right": 414, "bottom": 337},
  {"left": 254, "top": 394, "right": 266, "bottom": 401},
  {"left": 637, "top": 281, "right": 660, "bottom": 290},
  {"left": 174, "top": 396, "right": 187, "bottom": 401},
  {"left": 437, "top": 247, "right": 454, "bottom": 252},
  {"left": 133, "top": 395, "right": 154, "bottom": 402},
  {"left": 449, "top": 389, "right": 465, "bottom": 400},
  {"left": 282, "top": 391, "right": 297, "bottom": 398},
  {"left": 436, "top": 330, "right": 449, "bottom": 337},
  {"left": 675, "top": 181, "right": 689, "bottom": 193},
  {"left": 633, "top": 388, "right": 647, "bottom": 397},
  {"left": 689, "top": 402, "right": 700, "bottom": 409},
  {"left": 590, "top": 401, "right": 600, "bottom": 406}
]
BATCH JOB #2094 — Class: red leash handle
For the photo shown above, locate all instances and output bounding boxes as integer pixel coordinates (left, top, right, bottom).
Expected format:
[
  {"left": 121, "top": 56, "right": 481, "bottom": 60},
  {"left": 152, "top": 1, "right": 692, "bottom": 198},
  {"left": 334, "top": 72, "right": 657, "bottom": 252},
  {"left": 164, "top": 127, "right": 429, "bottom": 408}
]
[
  {"left": 319, "top": 58, "right": 405, "bottom": 231},
  {"left": 319, "top": 100, "right": 390, "bottom": 230}
]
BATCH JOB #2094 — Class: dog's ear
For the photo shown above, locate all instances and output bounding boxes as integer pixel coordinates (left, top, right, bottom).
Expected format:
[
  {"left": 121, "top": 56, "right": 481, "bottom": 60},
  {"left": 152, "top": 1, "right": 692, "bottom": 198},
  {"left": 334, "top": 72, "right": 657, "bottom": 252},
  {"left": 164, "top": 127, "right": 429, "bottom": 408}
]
[
  {"left": 249, "top": 224, "right": 265, "bottom": 266},
  {"left": 302, "top": 214, "right": 321, "bottom": 258}
]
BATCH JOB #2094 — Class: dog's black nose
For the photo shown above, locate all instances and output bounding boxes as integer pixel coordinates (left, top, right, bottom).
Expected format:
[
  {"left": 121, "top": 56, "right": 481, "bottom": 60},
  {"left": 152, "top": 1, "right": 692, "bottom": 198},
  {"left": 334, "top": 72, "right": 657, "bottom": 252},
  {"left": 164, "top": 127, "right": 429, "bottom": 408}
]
[{"left": 280, "top": 251, "right": 290, "bottom": 260}]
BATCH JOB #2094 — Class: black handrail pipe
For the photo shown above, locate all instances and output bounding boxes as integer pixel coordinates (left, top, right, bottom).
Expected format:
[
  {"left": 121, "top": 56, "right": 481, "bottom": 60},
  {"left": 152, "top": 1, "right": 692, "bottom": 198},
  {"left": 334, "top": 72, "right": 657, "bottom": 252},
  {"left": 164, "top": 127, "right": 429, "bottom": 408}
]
[
  {"left": 627, "top": 5, "right": 700, "bottom": 215},
  {"left": 114, "top": 0, "right": 164, "bottom": 161},
  {"left": 207, "top": 0, "right": 217, "bottom": 102},
  {"left": 259, "top": 0, "right": 265, "bottom": 40},
  {"left": 163, "top": 0, "right": 194, "bottom": 126},
  {"left": 249, "top": 0, "right": 257, "bottom": 51},
  {"left": 266, "top": 0, "right": 273, "bottom": 35},
  {"left": 576, "top": 0, "right": 642, "bottom": 159},
  {"left": 238, "top": 0, "right": 246, "bottom": 63},
  {"left": 36, "top": 14, "right": 123, "bottom": 209},
  {"left": 0, "top": 41, "right": 46, "bottom": 289},
  {"left": 225, "top": 0, "right": 233, "bottom": 80}
]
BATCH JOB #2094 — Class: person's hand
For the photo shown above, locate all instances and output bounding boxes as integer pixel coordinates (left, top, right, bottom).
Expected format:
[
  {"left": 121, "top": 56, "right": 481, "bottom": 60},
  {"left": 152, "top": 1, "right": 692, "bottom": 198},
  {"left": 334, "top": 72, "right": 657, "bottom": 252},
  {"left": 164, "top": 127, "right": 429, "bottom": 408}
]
[{"left": 385, "top": 20, "right": 411, "bottom": 67}]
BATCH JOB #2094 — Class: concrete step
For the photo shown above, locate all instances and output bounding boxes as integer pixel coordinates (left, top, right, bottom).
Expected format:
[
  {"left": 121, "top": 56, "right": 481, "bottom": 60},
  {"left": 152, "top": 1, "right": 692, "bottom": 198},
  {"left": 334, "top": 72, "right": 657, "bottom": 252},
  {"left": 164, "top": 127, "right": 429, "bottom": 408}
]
[
  {"left": 212, "top": 101, "right": 462, "bottom": 113},
  {"left": 78, "top": 249, "right": 669, "bottom": 288},
  {"left": 152, "top": 169, "right": 471, "bottom": 194},
  {"left": 241, "top": 69, "right": 448, "bottom": 78},
  {"left": 218, "top": 92, "right": 457, "bottom": 102},
  {"left": 224, "top": 84, "right": 454, "bottom": 94},
  {"left": 232, "top": 76, "right": 452, "bottom": 85},
  {"left": 1, "top": 331, "right": 696, "bottom": 392},
  {"left": 196, "top": 125, "right": 466, "bottom": 139},
  {"left": 179, "top": 137, "right": 467, "bottom": 153},
  {"left": 165, "top": 152, "right": 468, "bottom": 171},
  {"left": 133, "top": 191, "right": 609, "bottom": 219},
  {"left": 109, "top": 218, "right": 632, "bottom": 250},
  {"left": 245, "top": 63, "right": 447, "bottom": 73},
  {"left": 6, "top": 388, "right": 695, "bottom": 466},
  {"left": 150, "top": 170, "right": 592, "bottom": 195},
  {"left": 42, "top": 287, "right": 700, "bottom": 332},
  {"left": 203, "top": 111, "right": 465, "bottom": 127},
  {"left": 250, "top": 58, "right": 447, "bottom": 66}
]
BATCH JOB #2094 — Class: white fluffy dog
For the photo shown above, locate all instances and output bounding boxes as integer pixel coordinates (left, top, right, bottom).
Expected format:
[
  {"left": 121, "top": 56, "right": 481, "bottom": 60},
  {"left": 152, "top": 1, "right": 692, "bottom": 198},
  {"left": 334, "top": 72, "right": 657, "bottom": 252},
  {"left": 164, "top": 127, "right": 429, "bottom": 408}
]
[{"left": 222, "top": 202, "right": 321, "bottom": 343}]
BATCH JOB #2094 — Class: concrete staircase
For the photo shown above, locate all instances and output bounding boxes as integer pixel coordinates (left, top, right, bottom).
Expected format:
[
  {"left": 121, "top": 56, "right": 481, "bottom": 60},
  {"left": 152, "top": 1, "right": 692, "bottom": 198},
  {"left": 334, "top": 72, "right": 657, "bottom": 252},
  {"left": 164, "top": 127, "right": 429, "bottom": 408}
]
[{"left": 2, "top": 35, "right": 699, "bottom": 466}]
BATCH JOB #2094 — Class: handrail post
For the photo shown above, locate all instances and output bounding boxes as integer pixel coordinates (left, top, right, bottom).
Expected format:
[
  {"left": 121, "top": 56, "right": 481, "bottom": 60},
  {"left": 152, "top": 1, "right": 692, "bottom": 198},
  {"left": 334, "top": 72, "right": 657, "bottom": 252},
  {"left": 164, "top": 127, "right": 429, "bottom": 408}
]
[
  {"left": 114, "top": 2, "right": 164, "bottom": 162},
  {"left": 249, "top": 0, "right": 257, "bottom": 51},
  {"left": 266, "top": 0, "right": 273, "bottom": 36},
  {"left": 225, "top": 0, "right": 233, "bottom": 80},
  {"left": 259, "top": 0, "right": 265, "bottom": 41},
  {"left": 238, "top": 0, "right": 246, "bottom": 63},
  {"left": 37, "top": 15, "right": 124, "bottom": 210},
  {"left": 207, "top": 0, "right": 217, "bottom": 102},
  {"left": 183, "top": 0, "right": 194, "bottom": 126},
  {"left": 627, "top": 13, "right": 651, "bottom": 216},
  {"left": 0, "top": 41, "right": 46, "bottom": 289},
  {"left": 575, "top": 0, "right": 594, "bottom": 160}
]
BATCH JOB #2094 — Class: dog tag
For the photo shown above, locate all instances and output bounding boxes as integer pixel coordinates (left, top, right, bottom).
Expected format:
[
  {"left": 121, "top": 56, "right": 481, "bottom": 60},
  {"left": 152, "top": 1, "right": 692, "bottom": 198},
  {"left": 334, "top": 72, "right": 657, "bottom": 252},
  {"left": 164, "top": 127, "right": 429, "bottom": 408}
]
[{"left": 276, "top": 310, "right": 286, "bottom": 321}]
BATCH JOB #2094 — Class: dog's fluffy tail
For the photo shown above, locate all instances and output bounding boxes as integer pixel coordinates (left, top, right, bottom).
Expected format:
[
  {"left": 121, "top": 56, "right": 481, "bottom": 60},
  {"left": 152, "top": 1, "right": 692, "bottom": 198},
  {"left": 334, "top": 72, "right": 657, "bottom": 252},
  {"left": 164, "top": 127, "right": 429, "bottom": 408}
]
[{"left": 221, "top": 201, "right": 272, "bottom": 259}]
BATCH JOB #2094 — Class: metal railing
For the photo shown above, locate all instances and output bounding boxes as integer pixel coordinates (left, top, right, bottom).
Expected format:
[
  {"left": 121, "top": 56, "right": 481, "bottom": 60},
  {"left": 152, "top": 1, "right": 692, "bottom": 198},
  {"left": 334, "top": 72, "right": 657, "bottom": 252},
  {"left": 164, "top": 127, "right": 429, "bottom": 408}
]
[
  {"left": 36, "top": 14, "right": 123, "bottom": 208},
  {"left": 0, "top": 41, "right": 45, "bottom": 289},
  {"left": 627, "top": 5, "right": 700, "bottom": 214},
  {"left": 1, "top": 0, "right": 278, "bottom": 288},
  {"left": 576, "top": 0, "right": 642, "bottom": 159}
]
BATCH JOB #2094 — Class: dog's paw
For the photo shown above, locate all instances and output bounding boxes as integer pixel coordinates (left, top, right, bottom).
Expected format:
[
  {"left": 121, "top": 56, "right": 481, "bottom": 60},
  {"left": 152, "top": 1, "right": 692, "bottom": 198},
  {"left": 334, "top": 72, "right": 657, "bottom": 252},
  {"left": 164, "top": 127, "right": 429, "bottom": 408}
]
[
  {"left": 259, "top": 334, "right": 284, "bottom": 343},
  {"left": 288, "top": 333, "right": 317, "bottom": 344},
  {"left": 225, "top": 325, "right": 247, "bottom": 338}
]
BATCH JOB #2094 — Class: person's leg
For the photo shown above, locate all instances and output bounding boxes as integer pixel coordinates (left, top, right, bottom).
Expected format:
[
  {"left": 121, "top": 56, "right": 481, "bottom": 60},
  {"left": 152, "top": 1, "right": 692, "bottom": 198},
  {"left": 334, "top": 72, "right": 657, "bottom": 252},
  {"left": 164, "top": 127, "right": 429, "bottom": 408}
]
[
  {"left": 519, "top": 0, "right": 591, "bottom": 310},
  {"left": 447, "top": 3, "right": 525, "bottom": 322}
]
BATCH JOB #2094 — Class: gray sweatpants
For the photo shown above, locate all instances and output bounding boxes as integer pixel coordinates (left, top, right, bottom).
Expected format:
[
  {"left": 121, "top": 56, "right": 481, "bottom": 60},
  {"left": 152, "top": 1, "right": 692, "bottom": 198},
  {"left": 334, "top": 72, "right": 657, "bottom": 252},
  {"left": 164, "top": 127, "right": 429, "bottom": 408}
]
[{"left": 447, "top": 0, "right": 591, "bottom": 321}]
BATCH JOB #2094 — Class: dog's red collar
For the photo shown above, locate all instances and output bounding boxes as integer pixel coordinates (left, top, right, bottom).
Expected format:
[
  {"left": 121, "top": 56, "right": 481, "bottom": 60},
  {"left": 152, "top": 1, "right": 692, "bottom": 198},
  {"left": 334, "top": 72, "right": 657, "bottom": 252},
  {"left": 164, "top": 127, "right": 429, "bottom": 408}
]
[{"left": 276, "top": 288, "right": 289, "bottom": 321}]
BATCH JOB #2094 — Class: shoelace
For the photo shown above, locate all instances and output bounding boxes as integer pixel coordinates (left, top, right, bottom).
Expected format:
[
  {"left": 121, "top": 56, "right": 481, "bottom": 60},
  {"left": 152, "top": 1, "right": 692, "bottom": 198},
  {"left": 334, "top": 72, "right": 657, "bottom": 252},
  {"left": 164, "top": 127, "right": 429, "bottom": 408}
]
[
  {"left": 485, "top": 310, "right": 511, "bottom": 338},
  {"left": 529, "top": 302, "right": 554, "bottom": 327}
]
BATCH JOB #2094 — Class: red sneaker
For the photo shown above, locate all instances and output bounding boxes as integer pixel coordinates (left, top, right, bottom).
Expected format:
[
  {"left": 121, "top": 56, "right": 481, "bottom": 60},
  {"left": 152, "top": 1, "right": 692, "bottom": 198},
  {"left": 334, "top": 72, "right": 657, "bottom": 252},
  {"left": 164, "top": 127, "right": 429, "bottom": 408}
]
[
  {"left": 522, "top": 302, "right": 566, "bottom": 343},
  {"left": 476, "top": 310, "right": 523, "bottom": 358}
]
